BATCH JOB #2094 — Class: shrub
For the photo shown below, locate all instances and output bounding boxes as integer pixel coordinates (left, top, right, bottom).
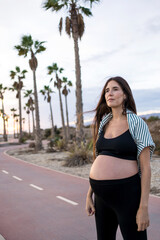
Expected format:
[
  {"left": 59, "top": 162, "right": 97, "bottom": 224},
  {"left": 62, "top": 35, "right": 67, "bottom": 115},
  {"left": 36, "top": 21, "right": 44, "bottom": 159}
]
[
  {"left": 20, "top": 137, "right": 27, "bottom": 143},
  {"left": 44, "top": 128, "right": 51, "bottom": 138},
  {"left": 154, "top": 140, "right": 160, "bottom": 155},
  {"left": 63, "top": 142, "right": 93, "bottom": 167},
  {"left": 29, "top": 142, "right": 36, "bottom": 148},
  {"left": 46, "top": 139, "right": 57, "bottom": 153},
  {"left": 86, "top": 139, "right": 93, "bottom": 151},
  {"left": 55, "top": 139, "right": 66, "bottom": 150},
  {"left": 147, "top": 116, "right": 160, "bottom": 122}
]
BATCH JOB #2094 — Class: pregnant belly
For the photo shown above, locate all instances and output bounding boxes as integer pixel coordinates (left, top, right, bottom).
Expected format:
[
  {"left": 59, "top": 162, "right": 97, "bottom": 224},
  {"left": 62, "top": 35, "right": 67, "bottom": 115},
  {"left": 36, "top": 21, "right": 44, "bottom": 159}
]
[{"left": 89, "top": 155, "right": 138, "bottom": 180}]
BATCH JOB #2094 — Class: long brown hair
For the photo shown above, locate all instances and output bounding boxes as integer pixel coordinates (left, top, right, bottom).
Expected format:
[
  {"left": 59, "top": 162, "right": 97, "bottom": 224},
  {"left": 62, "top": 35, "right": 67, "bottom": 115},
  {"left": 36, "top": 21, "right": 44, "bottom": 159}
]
[{"left": 90, "top": 76, "right": 137, "bottom": 160}]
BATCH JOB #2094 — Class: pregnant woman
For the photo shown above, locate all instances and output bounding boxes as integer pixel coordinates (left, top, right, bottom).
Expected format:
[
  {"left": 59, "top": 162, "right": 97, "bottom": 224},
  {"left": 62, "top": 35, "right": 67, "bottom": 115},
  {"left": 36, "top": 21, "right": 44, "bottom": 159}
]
[{"left": 86, "top": 76, "right": 155, "bottom": 240}]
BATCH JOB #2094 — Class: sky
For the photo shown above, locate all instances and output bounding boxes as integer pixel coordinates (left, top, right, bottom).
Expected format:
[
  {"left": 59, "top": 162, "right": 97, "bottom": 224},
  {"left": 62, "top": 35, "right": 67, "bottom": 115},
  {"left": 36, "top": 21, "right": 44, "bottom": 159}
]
[{"left": 0, "top": 0, "right": 160, "bottom": 133}]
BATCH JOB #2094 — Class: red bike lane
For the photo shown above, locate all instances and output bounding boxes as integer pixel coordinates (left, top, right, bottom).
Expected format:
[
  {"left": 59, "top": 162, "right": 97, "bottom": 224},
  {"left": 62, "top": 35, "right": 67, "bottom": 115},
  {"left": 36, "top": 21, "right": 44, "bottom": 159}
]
[{"left": 0, "top": 144, "right": 159, "bottom": 240}]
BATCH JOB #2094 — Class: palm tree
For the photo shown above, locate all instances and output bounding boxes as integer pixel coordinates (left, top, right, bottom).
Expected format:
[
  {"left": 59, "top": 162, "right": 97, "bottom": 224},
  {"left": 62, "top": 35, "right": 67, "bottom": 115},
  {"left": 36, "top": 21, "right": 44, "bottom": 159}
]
[
  {"left": 40, "top": 85, "right": 55, "bottom": 139},
  {"left": 0, "top": 84, "right": 8, "bottom": 141},
  {"left": 24, "top": 90, "right": 36, "bottom": 138},
  {"left": 62, "top": 77, "right": 72, "bottom": 140},
  {"left": 14, "top": 35, "right": 46, "bottom": 150},
  {"left": 47, "top": 63, "right": 67, "bottom": 144},
  {"left": 10, "top": 66, "right": 27, "bottom": 143},
  {"left": 43, "top": 0, "right": 100, "bottom": 145},
  {"left": 10, "top": 108, "right": 17, "bottom": 138}
]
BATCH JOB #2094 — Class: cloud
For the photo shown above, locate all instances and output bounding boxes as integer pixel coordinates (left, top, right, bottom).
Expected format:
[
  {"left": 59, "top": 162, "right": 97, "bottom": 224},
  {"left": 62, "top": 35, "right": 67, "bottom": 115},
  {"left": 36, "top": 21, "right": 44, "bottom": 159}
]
[
  {"left": 81, "top": 44, "right": 128, "bottom": 64},
  {"left": 145, "top": 15, "right": 160, "bottom": 34}
]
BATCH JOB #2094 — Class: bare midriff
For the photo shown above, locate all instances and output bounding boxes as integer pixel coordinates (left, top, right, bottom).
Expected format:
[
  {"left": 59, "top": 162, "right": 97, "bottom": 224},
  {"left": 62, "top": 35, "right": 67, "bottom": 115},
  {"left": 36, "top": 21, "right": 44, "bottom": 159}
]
[{"left": 89, "top": 155, "right": 138, "bottom": 180}]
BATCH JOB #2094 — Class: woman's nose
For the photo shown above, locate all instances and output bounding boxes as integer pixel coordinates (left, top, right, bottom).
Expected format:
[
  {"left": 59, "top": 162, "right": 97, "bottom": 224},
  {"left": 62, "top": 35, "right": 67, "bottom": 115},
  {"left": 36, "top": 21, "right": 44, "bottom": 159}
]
[{"left": 108, "top": 90, "right": 113, "bottom": 95}]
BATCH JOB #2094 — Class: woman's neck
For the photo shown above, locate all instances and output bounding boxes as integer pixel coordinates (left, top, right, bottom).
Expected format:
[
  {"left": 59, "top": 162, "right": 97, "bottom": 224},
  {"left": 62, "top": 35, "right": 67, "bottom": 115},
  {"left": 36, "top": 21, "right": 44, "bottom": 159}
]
[{"left": 111, "top": 107, "right": 126, "bottom": 121}]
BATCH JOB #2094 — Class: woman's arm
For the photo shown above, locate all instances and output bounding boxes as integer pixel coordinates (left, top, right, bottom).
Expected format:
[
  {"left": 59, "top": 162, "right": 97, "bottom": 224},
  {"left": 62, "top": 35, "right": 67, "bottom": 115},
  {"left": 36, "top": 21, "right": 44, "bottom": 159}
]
[
  {"left": 136, "top": 146, "right": 151, "bottom": 231},
  {"left": 86, "top": 186, "right": 95, "bottom": 216}
]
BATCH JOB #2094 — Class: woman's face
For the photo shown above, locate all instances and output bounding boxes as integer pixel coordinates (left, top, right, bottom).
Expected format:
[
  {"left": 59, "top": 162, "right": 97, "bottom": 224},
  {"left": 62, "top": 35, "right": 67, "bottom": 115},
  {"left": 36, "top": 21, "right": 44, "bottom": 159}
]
[{"left": 105, "top": 80, "right": 126, "bottom": 109}]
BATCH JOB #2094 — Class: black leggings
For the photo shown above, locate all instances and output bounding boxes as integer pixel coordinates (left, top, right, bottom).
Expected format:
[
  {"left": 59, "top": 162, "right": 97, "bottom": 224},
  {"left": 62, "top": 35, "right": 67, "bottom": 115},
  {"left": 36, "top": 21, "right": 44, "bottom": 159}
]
[{"left": 89, "top": 173, "right": 147, "bottom": 240}]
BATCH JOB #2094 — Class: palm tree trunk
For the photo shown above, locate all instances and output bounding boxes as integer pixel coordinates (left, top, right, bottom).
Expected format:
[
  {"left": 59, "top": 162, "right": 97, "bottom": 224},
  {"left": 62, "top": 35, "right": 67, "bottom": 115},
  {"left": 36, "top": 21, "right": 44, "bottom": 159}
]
[
  {"left": 31, "top": 109, "right": 35, "bottom": 138},
  {"left": 13, "top": 117, "right": 15, "bottom": 138},
  {"left": 18, "top": 88, "right": 23, "bottom": 143},
  {"left": 16, "top": 119, "right": 19, "bottom": 138},
  {"left": 49, "top": 101, "right": 55, "bottom": 139},
  {"left": 65, "top": 95, "right": 69, "bottom": 140},
  {"left": 58, "top": 88, "right": 67, "bottom": 144},
  {"left": 28, "top": 113, "right": 31, "bottom": 135},
  {"left": 73, "top": 35, "right": 84, "bottom": 145},
  {"left": 2, "top": 100, "right": 7, "bottom": 141},
  {"left": 33, "top": 70, "right": 42, "bottom": 150}
]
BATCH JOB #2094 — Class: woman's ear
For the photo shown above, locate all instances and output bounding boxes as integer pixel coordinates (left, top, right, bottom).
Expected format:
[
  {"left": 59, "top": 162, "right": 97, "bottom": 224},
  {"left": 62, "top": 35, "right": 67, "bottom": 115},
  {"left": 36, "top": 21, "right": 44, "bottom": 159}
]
[{"left": 124, "top": 94, "right": 127, "bottom": 100}]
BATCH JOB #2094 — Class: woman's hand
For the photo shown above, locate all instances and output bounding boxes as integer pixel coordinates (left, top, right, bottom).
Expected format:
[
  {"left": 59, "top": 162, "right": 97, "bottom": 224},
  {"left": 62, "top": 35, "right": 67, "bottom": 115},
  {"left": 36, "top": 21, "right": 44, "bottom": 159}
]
[
  {"left": 85, "top": 196, "right": 95, "bottom": 216},
  {"left": 136, "top": 206, "right": 150, "bottom": 231}
]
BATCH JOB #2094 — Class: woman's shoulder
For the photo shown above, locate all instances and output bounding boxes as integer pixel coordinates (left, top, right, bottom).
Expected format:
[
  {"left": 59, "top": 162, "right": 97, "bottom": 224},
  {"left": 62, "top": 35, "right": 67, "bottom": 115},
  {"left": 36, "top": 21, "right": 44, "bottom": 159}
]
[{"left": 126, "top": 109, "right": 147, "bottom": 126}]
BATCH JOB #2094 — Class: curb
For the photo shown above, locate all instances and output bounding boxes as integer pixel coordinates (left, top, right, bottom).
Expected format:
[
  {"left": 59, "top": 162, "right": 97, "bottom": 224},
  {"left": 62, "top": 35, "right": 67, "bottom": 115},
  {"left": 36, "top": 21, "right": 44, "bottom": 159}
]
[{"left": 0, "top": 234, "right": 6, "bottom": 240}]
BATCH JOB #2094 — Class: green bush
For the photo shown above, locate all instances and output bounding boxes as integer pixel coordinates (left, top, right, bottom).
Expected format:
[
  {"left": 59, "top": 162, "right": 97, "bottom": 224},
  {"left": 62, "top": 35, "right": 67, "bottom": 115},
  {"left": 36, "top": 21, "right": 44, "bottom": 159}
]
[{"left": 147, "top": 116, "right": 160, "bottom": 122}]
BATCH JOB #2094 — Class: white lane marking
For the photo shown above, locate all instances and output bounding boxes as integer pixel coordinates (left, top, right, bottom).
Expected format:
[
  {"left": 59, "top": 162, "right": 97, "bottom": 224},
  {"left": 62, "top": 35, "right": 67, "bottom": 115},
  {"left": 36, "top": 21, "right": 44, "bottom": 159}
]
[
  {"left": 56, "top": 196, "right": 78, "bottom": 205},
  {"left": 4, "top": 150, "right": 88, "bottom": 181},
  {"left": 2, "top": 170, "right": 9, "bottom": 174},
  {"left": 30, "top": 184, "right": 44, "bottom": 191},
  {"left": 13, "top": 176, "right": 22, "bottom": 181}
]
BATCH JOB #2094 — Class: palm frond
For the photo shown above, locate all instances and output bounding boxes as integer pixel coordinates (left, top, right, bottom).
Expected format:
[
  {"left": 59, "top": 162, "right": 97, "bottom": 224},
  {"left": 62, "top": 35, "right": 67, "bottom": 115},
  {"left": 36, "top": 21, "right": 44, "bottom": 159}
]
[
  {"left": 59, "top": 67, "right": 64, "bottom": 73},
  {"left": 22, "top": 70, "right": 27, "bottom": 75},
  {"left": 47, "top": 66, "right": 53, "bottom": 75},
  {"left": 13, "top": 81, "right": 19, "bottom": 90},
  {"left": 14, "top": 45, "right": 28, "bottom": 57},
  {"left": 84, "top": 0, "right": 100, "bottom": 8},
  {"left": 21, "top": 35, "right": 33, "bottom": 48},
  {"left": 34, "top": 40, "right": 39, "bottom": 49},
  {"left": 34, "top": 40, "right": 46, "bottom": 55},
  {"left": 15, "top": 66, "right": 20, "bottom": 73},
  {"left": 62, "top": 77, "right": 67, "bottom": 83},
  {"left": 47, "top": 63, "right": 58, "bottom": 75},
  {"left": 68, "top": 80, "right": 72, "bottom": 86},
  {"left": 65, "top": 16, "right": 71, "bottom": 37},
  {"left": 62, "top": 86, "right": 68, "bottom": 96},
  {"left": 35, "top": 45, "right": 46, "bottom": 54},
  {"left": 59, "top": 17, "right": 63, "bottom": 35},
  {"left": 8, "top": 87, "right": 14, "bottom": 92},
  {"left": 40, "top": 90, "right": 45, "bottom": 95},
  {"left": 78, "top": 13, "right": 85, "bottom": 39},
  {"left": 79, "top": 6, "right": 92, "bottom": 16},
  {"left": 10, "top": 71, "right": 16, "bottom": 79},
  {"left": 43, "top": 0, "right": 65, "bottom": 11}
]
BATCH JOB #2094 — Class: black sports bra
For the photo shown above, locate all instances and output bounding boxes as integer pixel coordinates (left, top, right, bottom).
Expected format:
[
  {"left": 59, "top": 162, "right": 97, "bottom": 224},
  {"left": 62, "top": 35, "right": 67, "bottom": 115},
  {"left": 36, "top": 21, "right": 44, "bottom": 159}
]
[{"left": 96, "top": 128, "right": 137, "bottom": 160}]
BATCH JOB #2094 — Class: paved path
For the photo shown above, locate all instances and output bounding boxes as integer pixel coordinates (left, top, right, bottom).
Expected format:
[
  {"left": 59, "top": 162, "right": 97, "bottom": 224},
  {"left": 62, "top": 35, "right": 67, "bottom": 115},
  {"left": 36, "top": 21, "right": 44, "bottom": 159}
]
[{"left": 0, "top": 144, "right": 159, "bottom": 240}]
